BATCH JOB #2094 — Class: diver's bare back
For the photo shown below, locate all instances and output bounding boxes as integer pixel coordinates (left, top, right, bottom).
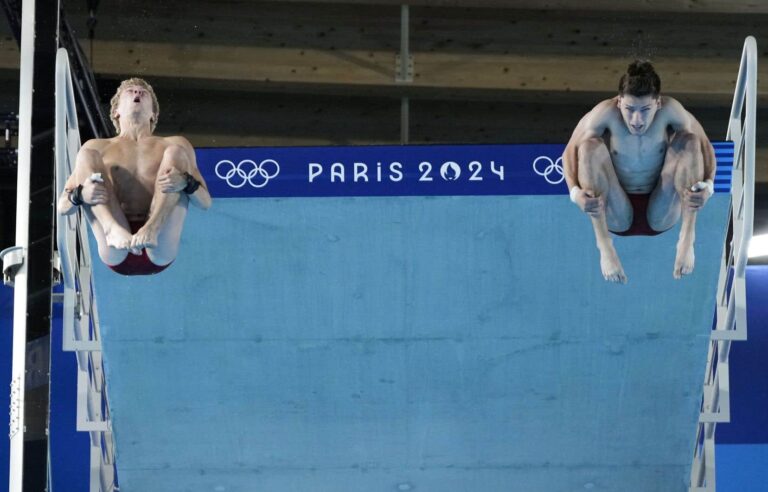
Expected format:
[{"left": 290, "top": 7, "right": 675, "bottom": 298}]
[
  {"left": 86, "top": 135, "right": 171, "bottom": 220},
  {"left": 600, "top": 96, "right": 674, "bottom": 193}
]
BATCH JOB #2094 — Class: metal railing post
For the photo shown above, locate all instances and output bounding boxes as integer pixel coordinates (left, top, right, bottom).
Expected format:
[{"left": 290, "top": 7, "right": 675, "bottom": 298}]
[
  {"left": 689, "top": 35, "right": 756, "bottom": 492},
  {"left": 54, "top": 47, "right": 116, "bottom": 492}
]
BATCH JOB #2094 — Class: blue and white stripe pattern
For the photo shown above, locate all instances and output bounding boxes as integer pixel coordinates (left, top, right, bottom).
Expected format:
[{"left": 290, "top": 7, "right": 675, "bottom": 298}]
[{"left": 713, "top": 141, "right": 734, "bottom": 193}]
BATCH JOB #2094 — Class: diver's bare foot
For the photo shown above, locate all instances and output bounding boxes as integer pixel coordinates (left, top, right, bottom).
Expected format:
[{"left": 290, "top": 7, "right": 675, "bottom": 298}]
[
  {"left": 674, "top": 241, "right": 695, "bottom": 279},
  {"left": 599, "top": 243, "right": 627, "bottom": 284},
  {"left": 131, "top": 224, "right": 159, "bottom": 250},
  {"left": 103, "top": 224, "right": 132, "bottom": 250}
]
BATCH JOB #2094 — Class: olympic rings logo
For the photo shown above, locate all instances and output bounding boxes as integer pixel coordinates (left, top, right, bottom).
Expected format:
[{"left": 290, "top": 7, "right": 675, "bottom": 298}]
[
  {"left": 215, "top": 159, "right": 280, "bottom": 188},
  {"left": 532, "top": 156, "right": 564, "bottom": 185}
]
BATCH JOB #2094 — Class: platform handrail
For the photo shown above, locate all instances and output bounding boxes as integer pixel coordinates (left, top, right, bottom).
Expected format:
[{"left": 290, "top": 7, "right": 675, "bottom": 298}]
[
  {"left": 726, "top": 36, "right": 756, "bottom": 279},
  {"left": 689, "top": 35, "right": 756, "bottom": 492},
  {"left": 54, "top": 47, "right": 117, "bottom": 492}
]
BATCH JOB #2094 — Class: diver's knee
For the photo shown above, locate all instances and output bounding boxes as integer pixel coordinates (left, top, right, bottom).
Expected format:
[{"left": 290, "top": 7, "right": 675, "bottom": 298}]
[
  {"left": 671, "top": 131, "right": 700, "bottom": 153},
  {"left": 80, "top": 148, "right": 107, "bottom": 170},
  {"left": 578, "top": 137, "right": 609, "bottom": 162},
  {"left": 162, "top": 144, "right": 189, "bottom": 167}
]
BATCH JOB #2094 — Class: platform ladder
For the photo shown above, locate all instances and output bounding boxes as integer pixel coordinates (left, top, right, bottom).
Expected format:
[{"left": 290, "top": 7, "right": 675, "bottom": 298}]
[
  {"left": 54, "top": 47, "right": 117, "bottom": 492},
  {"left": 689, "top": 36, "right": 756, "bottom": 492}
]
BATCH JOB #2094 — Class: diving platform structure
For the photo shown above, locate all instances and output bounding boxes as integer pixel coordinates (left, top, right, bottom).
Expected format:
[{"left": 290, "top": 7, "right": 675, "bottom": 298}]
[{"left": 4, "top": 35, "right": 756, "bottom": 492}]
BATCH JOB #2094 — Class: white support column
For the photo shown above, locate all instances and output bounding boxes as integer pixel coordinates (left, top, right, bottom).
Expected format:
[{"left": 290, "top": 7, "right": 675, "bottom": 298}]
[{"left": 9, "top": 1, "right": 36, "bottom": 491}]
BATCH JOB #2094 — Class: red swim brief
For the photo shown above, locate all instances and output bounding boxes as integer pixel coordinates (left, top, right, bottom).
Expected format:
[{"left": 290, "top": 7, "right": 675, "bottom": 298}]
[
  {"left": 107, "top": 221, "right": 173, "bottom": 276},
  {"left": 611, "top": 193, "right": 670, "bottom": 237}
]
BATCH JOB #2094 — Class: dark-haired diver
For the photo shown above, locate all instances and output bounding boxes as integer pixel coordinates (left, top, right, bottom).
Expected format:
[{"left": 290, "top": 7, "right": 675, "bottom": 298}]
[
  {"left": 58, "top": 78, "right": 212, "bottom": 275},
  {"left": 563, "top": 60, "right": 716, "bottom": 283}
]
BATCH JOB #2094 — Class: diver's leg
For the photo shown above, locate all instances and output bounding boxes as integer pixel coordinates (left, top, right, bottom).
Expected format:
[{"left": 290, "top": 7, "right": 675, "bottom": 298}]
[
  {"left": 577, "top": 137, "right": 633, "bottom": 283},
  {"left": 647, "top": 131, "right": 704, "bottom": 279}
]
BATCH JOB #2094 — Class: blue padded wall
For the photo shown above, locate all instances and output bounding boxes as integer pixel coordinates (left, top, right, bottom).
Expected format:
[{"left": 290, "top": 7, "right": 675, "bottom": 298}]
[
  {"left": 0, "top": 286, "right": 11, "bottom": 491},
  {"left": 92, "top": 193, "right": 730, "bottom": 492}
]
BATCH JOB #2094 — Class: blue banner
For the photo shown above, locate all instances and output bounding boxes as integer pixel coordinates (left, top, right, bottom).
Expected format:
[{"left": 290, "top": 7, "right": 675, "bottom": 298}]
[{"left": 196, "top": 142, "right": 733, "bottom": 198}]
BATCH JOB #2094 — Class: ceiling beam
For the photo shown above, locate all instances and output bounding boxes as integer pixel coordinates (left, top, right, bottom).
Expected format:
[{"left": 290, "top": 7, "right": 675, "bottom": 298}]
[
  {"left": 0, "top": 40, "right": 757, "bottom": 102},
  {"left": 273, "top": 0, "right": 768, "bottom": 13},
  {"left": 66, "top": 0, "right": 768, "bottom": 15}
]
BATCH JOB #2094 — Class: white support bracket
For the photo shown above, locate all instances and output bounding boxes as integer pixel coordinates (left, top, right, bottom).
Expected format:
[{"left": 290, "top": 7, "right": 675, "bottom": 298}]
[
  {"left": 700, "top": 359, "right": 731, "bottom": 423},
  {"left": 77, "top": 369, "right": 109, "bottom": 433},
  {"left": 53, "top": 249, "right": 62, "bottom": 286},
  {"left": 395, "top": 53, "right": 414, "bottom": 83},
  {"left": 1, "top": 246, "right": 25, "bottom": 286}
]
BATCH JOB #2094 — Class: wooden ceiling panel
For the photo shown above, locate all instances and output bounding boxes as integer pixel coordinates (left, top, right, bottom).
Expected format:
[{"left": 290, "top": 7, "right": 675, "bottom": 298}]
[
  {"left": 65, "top": 3, "right": 766, "bottom": 58},
  {"left": 0, "top": 2, "right": 762, "bottom": 177}
]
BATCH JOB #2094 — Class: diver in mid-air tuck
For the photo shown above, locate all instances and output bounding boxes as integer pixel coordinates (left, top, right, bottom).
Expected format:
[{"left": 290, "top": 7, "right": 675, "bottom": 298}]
[
  {"left": 58, "top": 78, "right": 212, "bottom": 276},
  {"left": 563, "top": 60, "right": 716, "bottom": 284}
]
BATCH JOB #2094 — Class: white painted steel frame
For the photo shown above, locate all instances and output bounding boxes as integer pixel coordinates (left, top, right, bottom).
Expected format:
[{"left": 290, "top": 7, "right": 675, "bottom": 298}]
[
  {"left": 8, "top": 1, "right": 36, "bottom": 491},
  {"left": 689, "top": 35, "right": 756, "bottom": 492},
  {"left": 54, "top": 48, "right": 116, "bottom": 492}
]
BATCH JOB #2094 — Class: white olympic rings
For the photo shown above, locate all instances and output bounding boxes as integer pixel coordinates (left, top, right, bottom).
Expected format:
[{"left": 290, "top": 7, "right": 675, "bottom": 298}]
[
  {"left": 215, "top": 159, "right": 280, "bottom": 188},
  {"left": 532, "top": 156, "right": 564, "bottom": 185}
]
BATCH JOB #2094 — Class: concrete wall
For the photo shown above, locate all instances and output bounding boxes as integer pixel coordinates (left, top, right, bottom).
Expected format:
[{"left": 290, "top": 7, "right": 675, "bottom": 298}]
[{"left": 91, "top": 193, "right": 728, "bottom": 491}]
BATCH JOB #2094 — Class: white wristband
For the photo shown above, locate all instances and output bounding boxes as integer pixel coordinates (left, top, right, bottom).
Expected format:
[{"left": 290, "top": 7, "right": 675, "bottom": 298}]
[
  {"left": 569, "top": 186, "right": 582, "bottom": 203},
  {"left": 691, "top": 179, "right": 714, "bottom": 196}
]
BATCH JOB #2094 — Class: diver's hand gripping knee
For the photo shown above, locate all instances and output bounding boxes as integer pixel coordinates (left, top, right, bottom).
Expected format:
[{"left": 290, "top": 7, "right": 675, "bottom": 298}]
[
  {"left": 81, "top": 173, "right": 107, "bottom": 205},
  {"left": 686, "top": 180, "right": 714, "bottom": 210},
  {"left": 571, "top": 186, "right": 603, "bottom": 217}
]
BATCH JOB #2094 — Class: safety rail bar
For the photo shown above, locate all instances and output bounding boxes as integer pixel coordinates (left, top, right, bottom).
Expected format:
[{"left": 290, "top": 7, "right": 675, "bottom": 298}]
[
  {"left": 55, "top": 47, "right": 117, "bottom": 492},
  {"left": 689, "top": 35, "right": 756, "bottom": 492},
  {"left": 59, "top": 13, "right": 113, "bottom": 139}
]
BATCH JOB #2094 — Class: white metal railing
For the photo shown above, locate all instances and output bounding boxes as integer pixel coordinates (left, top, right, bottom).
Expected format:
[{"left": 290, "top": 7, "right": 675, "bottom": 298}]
[
  {"left": 689, "top": 36, "right": 756, "bottom": 492},
  {"left": 54, "top": 47, "right": 117, "bottom": 492}
]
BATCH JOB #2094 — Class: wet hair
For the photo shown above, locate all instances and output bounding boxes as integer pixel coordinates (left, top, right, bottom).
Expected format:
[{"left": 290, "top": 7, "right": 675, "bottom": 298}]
[
  {"left": 109, "top": 77, "right": 160, "bottom": 134},
  {"left": 618, "top": 60, "right": 661, "bottom": 98}
]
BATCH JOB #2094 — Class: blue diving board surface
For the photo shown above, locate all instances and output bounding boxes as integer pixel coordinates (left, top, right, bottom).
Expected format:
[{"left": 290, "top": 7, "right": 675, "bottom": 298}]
[{"left": 92, "top": 143, "right": 732, "bottom": 492}]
